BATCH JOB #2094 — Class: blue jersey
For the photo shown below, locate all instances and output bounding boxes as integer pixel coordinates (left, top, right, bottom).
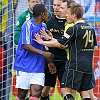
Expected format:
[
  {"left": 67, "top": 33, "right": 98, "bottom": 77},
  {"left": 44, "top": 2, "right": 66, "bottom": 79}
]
[{"left": 14, "top": 19, "right": 47, "bottom": 73}]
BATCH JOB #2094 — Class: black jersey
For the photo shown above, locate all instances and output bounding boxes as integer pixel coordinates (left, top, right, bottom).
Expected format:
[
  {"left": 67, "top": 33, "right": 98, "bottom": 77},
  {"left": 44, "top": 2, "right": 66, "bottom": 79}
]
[
  {"left": 46, "top": 15, "right": 67, "bottom": 61},
  {"left": 58, "top": 21, "right": 97, "bottom": 73}
]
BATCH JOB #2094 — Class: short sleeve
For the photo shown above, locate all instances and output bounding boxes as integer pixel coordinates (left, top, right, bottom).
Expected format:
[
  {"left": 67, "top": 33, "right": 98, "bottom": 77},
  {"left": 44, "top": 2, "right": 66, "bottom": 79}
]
[
  {"left": 21, "top": 21, "right": 31, "bottom": 44},
  {"left": 57, "top": 26, "right": 76, "bottom": 45}
]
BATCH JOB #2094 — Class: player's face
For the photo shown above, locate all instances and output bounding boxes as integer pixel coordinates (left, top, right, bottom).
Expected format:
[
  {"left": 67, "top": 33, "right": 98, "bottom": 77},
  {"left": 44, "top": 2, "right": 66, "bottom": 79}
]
[
  {"left": 42, "top": 9, "right": 48, "bottom": 22},
  {"left": 28, "top": 0, "right": 41, "bottom": 13},
  {"left": 66, "top": 8, "right": 74, "bottom": 24},
  {"left": 53, "top": 0, "right": 62, "bottom": 17},
  {"left": 59, "top": 2, "right": 68, "bottom": 18}
]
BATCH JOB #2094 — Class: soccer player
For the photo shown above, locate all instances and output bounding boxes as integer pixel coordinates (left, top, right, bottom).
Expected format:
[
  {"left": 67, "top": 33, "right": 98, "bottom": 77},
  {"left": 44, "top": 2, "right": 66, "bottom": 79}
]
[
  {"left": 34, "top": 3, "right": 97, "bottom": 100},
  {"left": 14, "top": 4, "right": 55, "bottom": 100},
  {"left": 60, "top": 1, "right": 98, "bottom": 100},
  {"left": 14, "top": 0, "right": 41, "bottom": 45},
  {"left": 40, "top": 0, "right": 67, "bottom": 100}
]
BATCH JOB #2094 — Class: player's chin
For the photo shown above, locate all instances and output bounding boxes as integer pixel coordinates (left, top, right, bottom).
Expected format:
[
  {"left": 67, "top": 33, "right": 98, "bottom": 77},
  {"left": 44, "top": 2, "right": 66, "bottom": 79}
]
[{"left": 66, "top": 20, "right": 71, "bottom": 24}]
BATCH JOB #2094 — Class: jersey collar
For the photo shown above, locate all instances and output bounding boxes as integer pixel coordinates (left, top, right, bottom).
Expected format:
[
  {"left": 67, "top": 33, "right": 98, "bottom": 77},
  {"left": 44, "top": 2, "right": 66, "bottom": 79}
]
[
  {"left": 75, "top": 20, "right": 85, "bottom": 25},
  {"left": 28, "top": 8, "right": 33, "bottom": 16},
  {"left": 56, "top": 15, "right": 66, "bottom": 20}
]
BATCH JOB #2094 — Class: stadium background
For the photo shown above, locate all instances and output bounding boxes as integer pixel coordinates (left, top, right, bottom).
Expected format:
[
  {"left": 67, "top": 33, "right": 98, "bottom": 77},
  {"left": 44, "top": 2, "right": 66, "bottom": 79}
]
[{"left": 0, "top": 0, "right": 100, "bottom": 100}]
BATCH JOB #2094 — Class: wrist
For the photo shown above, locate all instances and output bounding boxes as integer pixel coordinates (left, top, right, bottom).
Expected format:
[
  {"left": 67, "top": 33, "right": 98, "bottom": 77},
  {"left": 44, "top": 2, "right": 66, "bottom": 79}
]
[
  {"left": 40, "top": 51, "right": 44, "bottom": 55},
  {"left": 47, "top": 36, "right": 52, "bottom": 41}
]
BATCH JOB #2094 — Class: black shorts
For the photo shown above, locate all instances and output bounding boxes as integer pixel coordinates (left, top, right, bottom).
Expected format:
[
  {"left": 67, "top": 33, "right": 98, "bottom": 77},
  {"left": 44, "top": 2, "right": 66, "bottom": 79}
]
[
  {"left": 61, "top": 69, "right": 94, "bottom": 92},
  {"left": 91, "top": 69, "right": 96, "bottom": 88},
  {"left": 44, "top": 61, "right": 66, "bottom": 87}
]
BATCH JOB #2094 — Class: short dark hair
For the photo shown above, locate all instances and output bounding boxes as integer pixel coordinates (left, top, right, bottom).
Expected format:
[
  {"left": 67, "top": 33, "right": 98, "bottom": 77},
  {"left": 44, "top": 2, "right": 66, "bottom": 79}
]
[
  {"left": 33, "top": 4, "right": 46, "bottom": 18},
  {"left": 68, "top": 3, "right": 84, "bottom": 19}
]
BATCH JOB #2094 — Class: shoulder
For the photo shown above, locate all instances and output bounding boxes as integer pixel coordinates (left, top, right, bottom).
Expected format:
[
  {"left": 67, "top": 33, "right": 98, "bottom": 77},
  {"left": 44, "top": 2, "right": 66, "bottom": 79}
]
[
  {"left": 64, "top": 25, "right": 75, "bottom": 35},
  {"left": 42, "top": 22, "right": 46, "bottom": 26},
  {"left": 41, "top": 22, "right": 47, "bottom": 29},
  {"left": 64, "top": 23, "right": 74, "bottom": 33},
  {"left": 22, "top": 19, "right": 32, "bottom": 28},
  {"left": 47, "top": 15, "right": 56, "bottom": 23},
  {"left": 18, "top": 9, "right": 29, "bottom": 19},
  {"left": 65, "top": 23, "right": 74, "bottom": 29}
]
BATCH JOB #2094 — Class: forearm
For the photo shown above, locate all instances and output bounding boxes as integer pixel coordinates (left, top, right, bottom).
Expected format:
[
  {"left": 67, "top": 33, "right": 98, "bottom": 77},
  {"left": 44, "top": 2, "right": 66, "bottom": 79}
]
[
  {"left": 60, "top": 44, "right": 68, "bottom": 49},
  {"left": 42, "top": 38, "right": 67, "bottom": 49},
  {"left": 23, "top": 44, "right": 55, "bottom": 63},
  {"left": 23, "top": 44, "right": 44, "bottom": 55},
  {"left": 41, "top": 38, "right": 59, "bottom": 47},
  {"left": 94, "top": 46, "right": 98, "bottom": 51}
]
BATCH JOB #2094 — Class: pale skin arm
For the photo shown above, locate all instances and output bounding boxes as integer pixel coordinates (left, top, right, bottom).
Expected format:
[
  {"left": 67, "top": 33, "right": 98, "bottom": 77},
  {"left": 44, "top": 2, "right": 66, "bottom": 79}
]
[
  {"left": 94, "top": 46, "right": 98, "bottom": 51},
  {"left": 40, "top": 28, "right": 53, "bottom": 40},
  {"left": 35, "top": 29, "right": 68, "bottom": 49}
]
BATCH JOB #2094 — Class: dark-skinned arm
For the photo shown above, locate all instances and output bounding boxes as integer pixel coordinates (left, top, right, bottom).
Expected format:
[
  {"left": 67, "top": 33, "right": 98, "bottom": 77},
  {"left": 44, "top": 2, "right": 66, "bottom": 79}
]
[{"left": 23, "top": 44, "right": 55, "bottom": 63}]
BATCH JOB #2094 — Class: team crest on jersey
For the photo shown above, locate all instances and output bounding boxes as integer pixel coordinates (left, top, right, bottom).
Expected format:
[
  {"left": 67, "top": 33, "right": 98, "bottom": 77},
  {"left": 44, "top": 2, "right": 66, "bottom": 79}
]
[
  {"left": 64, "top": 33, "right": 70, "bottom": 39},
  {"left": 26, "top": 36, "right": 30, "bottom": 41},
  {"left": 16, "top": 21, "right": 19, "bottom": 26}
]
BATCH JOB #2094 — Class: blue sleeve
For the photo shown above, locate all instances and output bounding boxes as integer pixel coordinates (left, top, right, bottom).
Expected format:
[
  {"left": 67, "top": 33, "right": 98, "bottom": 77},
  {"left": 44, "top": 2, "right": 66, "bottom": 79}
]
[{"left": 21, "top": 21, "right": 31, "bottom": 44}]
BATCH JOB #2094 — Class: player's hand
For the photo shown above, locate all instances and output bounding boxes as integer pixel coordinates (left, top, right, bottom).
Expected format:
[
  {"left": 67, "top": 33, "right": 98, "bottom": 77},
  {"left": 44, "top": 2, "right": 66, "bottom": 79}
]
[
  {"left": 42, "top": 51, "right": 55, "bottom": 63},
  {"left": 34, "top": 33, "right": 43, "bottom": 44},
  {"left": 48, "top": 62, "right": 57, "bottom": 74},
  {"left": 46, "top": 30, "right": 52, "bottom": 37},
  {"left": 40, "top": 28, "right": 49, "bottom": 40},
  {"left": 40, "top": 29, "right": 53, "bottom": 40}
]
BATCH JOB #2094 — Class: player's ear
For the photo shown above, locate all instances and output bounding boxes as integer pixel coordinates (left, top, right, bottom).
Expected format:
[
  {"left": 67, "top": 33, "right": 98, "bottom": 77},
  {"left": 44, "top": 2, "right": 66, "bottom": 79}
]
[
  {"left": 73, "top": 13, "right": 76, "bottom": 18},
  {"left": 41, "top": 13, "right": 44, "bottom": 17}
]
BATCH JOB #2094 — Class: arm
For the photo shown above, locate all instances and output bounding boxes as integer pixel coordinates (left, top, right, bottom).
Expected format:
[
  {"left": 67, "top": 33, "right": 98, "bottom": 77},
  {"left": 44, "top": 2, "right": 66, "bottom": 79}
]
[
  {"left": 94, "top": 46, "right": 98, "bottom": 51},
  {"left": 39, "top": 29, "right": 68, "bottom": 49},
  {"left": 23, "top": 44, "right": 55, "bottom": 63},
  {"left": 34, "top": 33, "right": 62, "bottom": 48},
  {"left": 40, "top": 28, "right": 53, "bottom": 40},
  {"left": 93, "top": 30, "right": 98, "bottom": 52}
]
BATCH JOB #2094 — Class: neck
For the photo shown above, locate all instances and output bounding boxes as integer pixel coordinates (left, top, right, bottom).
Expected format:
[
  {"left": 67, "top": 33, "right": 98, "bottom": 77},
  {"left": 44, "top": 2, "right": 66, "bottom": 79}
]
[
  {"left": 34, "top": 17, "right": 42, "bottom": 25},
  {"left": 74, "top": 18, "right": 82, "bottom": 24},
  {"left": 29, "top": 9, "right": 33, "bottom": 14}
]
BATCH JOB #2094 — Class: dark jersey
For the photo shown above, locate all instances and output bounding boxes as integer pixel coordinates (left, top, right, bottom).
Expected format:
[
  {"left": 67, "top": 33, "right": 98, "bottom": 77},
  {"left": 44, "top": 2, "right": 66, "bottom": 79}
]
[
  {"left": 46, "top": 15, "right": 67, "bottom": 61},
  {"left": 58, "top": 21, "right": 97, "bottom": 73}
]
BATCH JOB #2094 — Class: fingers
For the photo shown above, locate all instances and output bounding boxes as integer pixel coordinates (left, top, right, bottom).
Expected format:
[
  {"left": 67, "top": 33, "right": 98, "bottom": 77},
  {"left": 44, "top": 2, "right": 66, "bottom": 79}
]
[
  {"left": 34, "top": 33, "right": 40, "bottom": 39},
  {"left": 49, "top": 67, "right": 57, "bottom": 74},
  {"left": 40, "top": 29, "right": 46, "bottom": 35},
  {"left": 40, "top": 29, "right": 49, "bottom": 40},
  {"left": 50, "top": 70, "right": 56, "bottom": 74},
  {"left": 48, "top": 62, "right": 57, "bottom": 74},
  {"left": 50, "top": 53, "right": 55, "bottom": 60},
  {"left": 46, "top": 30, "right": 52, "bottom": 36}
]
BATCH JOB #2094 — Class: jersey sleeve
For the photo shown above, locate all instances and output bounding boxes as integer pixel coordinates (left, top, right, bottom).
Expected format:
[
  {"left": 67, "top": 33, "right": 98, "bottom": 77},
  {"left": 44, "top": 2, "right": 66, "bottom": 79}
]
[
  {"left": 14, "top": 15, "right": 25, "bottom": 45},
  {"left": 20, "top": 21, "right": 31, "bottom": 45},
  {"left": 57, "top": 26, "right": 76, "bottom": 45}
]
